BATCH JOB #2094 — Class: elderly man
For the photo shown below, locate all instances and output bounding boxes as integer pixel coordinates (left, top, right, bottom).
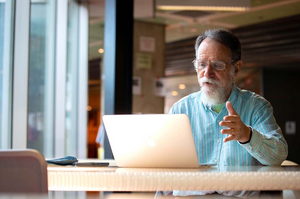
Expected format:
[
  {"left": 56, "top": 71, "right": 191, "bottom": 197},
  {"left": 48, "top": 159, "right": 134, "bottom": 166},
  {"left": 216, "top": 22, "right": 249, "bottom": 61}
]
[{"left": 167, "top": 29, "right": 288, "bottom": 197}]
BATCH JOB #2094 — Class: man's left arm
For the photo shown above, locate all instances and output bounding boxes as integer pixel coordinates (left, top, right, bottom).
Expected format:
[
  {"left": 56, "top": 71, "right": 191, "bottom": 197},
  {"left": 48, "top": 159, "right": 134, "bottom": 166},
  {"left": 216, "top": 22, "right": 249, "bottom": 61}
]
[
  {"left": 220, "top": 101, "right": 288, "bottom": 165},
  {"left": 243, "top": 102, "right": 288, "bottom": 165}
]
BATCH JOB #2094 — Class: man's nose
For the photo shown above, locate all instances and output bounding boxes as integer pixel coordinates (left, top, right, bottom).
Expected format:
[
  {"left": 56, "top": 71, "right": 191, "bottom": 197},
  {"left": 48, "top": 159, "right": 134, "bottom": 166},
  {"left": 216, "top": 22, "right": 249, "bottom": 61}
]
[{"left": 202, "top": 64, "right": 215, "bottom": 78}]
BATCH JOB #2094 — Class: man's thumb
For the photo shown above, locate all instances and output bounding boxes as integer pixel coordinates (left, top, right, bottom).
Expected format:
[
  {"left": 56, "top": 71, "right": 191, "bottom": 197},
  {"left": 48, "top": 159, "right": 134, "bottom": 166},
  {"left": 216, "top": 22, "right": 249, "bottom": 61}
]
[{"left": 226, "top": 101, "right": 237, "bottom": 115}]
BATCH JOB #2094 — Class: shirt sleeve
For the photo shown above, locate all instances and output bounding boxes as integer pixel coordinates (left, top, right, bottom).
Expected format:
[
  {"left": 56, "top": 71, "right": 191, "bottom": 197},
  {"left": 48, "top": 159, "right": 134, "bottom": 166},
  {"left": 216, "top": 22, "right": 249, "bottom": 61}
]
[
  {"left": 169, "top": 100, "right": 184, "bottom": 114},
  {"left": 240, "top": 102, "right": 288, "bottom": 165},
  {"left": 169, "top": 105, "right": 176, "bottom": 114}
]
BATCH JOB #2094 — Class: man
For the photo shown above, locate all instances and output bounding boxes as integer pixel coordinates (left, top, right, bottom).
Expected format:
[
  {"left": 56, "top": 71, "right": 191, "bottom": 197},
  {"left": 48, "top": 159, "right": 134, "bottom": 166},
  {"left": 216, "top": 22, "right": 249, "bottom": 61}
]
[{"left": 168, "top": 29, "right": 288, "bottom": 197}]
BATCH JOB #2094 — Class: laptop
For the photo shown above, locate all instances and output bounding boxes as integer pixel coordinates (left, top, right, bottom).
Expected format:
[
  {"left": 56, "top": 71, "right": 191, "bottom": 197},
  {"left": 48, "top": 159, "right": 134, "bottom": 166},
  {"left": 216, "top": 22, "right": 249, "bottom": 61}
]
[{"left": 103, "top": 114, "right": 206, "bottom": 168}]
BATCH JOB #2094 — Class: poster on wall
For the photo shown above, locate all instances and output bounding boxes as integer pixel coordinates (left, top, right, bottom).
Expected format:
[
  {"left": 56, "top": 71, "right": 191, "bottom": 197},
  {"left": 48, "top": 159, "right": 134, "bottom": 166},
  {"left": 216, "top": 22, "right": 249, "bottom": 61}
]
[
  {"left": 136, "top": 53, "right": 152, "bottom": 69},
  {"left": 133, "top": 76, "right": 142, "bottom": 95},
  {"left": 140, "top": 36, "right": 155, "bottom": 52},
  {"left": 153, "top": 77, "right": 166, "bottom": 97}
]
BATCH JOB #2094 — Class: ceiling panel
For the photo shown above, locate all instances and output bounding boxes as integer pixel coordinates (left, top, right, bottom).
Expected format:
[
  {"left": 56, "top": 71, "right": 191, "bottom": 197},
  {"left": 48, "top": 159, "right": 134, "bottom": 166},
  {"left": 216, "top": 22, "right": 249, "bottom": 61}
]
[{"left": 214, "top": 1, "right": 300, "bottom": 26}]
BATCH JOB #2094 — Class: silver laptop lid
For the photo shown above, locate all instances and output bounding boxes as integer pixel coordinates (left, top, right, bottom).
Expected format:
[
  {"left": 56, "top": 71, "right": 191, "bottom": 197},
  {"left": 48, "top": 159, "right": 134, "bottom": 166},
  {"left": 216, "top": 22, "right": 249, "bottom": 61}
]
[{"left": 103, "top": 114, "right": 199, "bottom": 168}]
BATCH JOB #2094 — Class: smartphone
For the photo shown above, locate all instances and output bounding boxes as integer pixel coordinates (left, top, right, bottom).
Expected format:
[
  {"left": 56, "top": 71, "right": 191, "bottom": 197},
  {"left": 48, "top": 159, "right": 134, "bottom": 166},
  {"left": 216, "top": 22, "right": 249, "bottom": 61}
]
[
  {"left": 199, "top": 163, "right": 217, "bottom": 166},
  {"left": 75, "top": 162, "right": 109, "bottom": 167}
]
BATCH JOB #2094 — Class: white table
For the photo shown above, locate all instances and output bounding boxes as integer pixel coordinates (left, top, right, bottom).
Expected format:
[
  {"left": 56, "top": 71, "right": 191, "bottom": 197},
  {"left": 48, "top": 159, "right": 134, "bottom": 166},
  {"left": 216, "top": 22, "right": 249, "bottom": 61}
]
[{"left": 47, "top": 160, "right": 300, "bottom": 192}]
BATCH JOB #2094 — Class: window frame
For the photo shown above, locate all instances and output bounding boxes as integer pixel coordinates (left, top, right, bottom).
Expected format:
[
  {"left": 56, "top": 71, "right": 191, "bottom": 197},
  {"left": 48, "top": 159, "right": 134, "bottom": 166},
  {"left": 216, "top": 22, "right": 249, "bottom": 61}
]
[{"left": 1, "top": 0, "right": 15, "bottom": 149}]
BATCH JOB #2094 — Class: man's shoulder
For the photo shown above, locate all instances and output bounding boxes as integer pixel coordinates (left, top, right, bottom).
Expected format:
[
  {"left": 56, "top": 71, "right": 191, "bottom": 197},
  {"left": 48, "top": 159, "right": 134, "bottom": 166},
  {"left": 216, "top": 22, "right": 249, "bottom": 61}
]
[
  {"left": 236, "top": 87, "right": 270, "bottom": 106},
  {"left": 170, "top": 91, "right": 201, "bottom": 114}
]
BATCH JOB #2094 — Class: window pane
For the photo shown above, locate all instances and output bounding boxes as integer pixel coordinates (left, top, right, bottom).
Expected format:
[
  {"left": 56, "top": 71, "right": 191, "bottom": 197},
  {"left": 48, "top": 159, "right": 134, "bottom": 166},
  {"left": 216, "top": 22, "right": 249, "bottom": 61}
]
[
  {"left": 28, "top": 0, "right": 56, "bottom": 158},
  {"left": 0, "top": 0, "right": 14, "bottom": 149},
  {"left": 66, "top": 0, "right": 79, "bottom": 155}
]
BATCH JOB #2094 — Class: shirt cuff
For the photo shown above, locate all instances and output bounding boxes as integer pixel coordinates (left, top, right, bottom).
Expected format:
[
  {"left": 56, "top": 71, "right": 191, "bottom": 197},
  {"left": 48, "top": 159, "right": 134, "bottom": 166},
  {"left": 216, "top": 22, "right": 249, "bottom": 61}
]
[
  {"left": 239, "top": 126, "right": 252, "bottom": 144},
  {"left": 239, "top": 127, "right": 262, "bottom": 152}
]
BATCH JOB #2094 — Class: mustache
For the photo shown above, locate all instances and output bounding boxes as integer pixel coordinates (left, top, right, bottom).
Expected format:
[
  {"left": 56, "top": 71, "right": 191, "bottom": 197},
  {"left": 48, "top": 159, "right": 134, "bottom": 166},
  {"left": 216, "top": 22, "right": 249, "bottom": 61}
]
[{"left": 200, "top": 77, "right": 222, "bottom": 87}]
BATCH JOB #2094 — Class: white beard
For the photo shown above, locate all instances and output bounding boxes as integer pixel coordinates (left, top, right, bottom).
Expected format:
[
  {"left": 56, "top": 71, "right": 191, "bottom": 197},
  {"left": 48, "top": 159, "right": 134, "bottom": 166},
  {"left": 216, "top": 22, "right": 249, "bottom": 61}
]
[{"left": 199, "top": 77, "right": 232, "bottom": 107}]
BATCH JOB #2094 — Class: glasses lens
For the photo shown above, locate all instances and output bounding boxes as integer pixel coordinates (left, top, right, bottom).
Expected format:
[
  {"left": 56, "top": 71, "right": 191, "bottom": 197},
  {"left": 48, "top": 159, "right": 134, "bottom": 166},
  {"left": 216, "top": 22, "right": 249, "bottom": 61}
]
[
  {"left": 211, "top": 61, "right": 226, "bottom": 70},
  {"left": 197, "top": 61, "right": 207, "bottom": 69}
]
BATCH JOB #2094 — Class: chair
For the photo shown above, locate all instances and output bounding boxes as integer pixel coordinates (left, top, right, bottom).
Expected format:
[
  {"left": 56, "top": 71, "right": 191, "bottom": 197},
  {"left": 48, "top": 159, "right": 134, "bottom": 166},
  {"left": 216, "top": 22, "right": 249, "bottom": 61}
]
[{"left": 0, "top": 149, "right": 48, "bottom": 194}]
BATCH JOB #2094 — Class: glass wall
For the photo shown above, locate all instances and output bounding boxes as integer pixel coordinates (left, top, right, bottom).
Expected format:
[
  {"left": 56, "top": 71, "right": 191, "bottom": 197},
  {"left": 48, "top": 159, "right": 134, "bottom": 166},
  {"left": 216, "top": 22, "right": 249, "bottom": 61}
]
[
  {"left": 66, "top": 0, "right": 79, "bottom": 156},
  {"left": 0, "top": 0, "right": 88, "bottom": 159},
  {"left": 28, "top": 0, "right": 56, "bottom": 157},
  {"left": 0, "top": 0, "right": 14, "bottom": 149}
]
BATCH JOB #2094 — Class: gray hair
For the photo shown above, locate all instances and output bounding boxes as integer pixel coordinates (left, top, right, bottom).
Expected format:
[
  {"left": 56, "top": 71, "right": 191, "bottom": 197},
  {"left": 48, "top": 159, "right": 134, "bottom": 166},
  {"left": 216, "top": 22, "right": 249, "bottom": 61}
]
[{"left": 195, "top": 29, "right": 241, "bottom": 62}]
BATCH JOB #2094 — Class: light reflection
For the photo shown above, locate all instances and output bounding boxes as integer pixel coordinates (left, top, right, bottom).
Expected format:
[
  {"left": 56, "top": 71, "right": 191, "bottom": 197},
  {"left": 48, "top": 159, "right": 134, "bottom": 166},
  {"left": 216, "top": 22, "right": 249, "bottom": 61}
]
[
  {"left": 98, "top": 48, "right": 104, "bottom": 54},
  {"left": 87, "top": 106, "right": 92, "bottom": 111},
  {"left": 157, "top": 6, "right": 249, "bottom": 12},
  {"left": 172, "top": 91, "right": 178, "bottom": 96},
  {"left": 178, "top": 84, "right": 186, "bottom": 89}
]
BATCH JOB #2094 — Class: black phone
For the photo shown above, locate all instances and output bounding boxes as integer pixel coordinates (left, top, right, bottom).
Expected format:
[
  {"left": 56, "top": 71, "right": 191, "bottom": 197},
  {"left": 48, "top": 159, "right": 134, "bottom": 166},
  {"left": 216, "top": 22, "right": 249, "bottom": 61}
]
[
  {"left": 75, "top": 162, "right": 109, "bottom": 167},
  {"left": 46, "top": 156, "right": 78, "bottom": 165},
  {"left": 199, "top": 163, "right": 217, "bottom": 166}
]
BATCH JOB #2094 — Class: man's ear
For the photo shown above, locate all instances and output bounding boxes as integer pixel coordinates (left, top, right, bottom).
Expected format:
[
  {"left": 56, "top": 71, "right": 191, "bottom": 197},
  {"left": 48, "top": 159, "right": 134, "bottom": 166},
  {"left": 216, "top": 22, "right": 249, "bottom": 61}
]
[{"left": 234, "top": 60, "right": 242, "bottom": 76}]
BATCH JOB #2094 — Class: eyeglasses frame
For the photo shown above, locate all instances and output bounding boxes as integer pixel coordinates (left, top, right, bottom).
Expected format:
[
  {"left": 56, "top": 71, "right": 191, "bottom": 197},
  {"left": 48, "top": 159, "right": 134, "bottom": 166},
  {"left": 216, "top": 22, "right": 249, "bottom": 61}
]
[{"left": 193, "top": 59, "right": 235, "bottom": 71}]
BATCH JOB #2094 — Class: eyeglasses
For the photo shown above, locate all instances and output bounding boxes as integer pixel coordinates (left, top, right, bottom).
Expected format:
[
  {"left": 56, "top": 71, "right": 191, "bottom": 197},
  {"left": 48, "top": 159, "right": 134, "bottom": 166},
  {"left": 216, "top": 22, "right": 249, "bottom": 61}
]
[{"left": 194, "top": 59, "right": 234, "bottom": 71}]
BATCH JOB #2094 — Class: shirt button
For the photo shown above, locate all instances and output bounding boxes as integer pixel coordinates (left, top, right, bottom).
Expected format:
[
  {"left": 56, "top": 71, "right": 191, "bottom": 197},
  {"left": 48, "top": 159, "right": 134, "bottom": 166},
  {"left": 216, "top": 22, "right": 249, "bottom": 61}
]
[
  {"left": 217, "top": 140, "right": 220, "bottom": 143},
  {"left": 215, "top": 159, "right": 218, "bottom": 163},
  {"left": 217, "top": 120, "right": 220, "bottom": 122}
]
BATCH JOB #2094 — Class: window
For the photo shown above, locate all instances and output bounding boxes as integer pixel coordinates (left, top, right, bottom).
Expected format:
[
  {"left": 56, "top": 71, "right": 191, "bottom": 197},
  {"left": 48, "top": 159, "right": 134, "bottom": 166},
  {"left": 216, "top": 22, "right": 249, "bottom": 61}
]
[
  {"left": 0, "top": 0, "right": 14, "bottom": 149},
  {"left": 1, "top": 0, "right": 88, "bottom": 159},
  {"left": 65, "top": 0, "right": 79, "bottom": 156},
  {"left": 27, "top": 0, "right": 56, "bottom": 158}
]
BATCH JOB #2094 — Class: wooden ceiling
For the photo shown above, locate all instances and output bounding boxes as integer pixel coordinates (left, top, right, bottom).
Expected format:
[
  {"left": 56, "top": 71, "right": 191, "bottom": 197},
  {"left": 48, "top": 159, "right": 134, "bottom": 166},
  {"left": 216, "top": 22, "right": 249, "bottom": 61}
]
[{"left": 165, "top": 14, "right": 300, "bottom": 76}]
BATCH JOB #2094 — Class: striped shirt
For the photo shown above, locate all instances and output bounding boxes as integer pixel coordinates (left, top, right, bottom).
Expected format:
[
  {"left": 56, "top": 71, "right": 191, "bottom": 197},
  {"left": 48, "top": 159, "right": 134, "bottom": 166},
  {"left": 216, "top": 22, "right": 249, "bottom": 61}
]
[{"left": 169, "top": 85, "right": 288, "bottom": 197}]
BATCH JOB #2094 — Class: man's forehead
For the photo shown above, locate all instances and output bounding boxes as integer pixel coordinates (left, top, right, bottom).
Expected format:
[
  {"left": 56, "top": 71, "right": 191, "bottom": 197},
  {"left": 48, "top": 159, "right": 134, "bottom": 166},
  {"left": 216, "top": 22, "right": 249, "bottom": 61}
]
[{"left": 197, "top": 38, "right": 231, "bottom": 59}]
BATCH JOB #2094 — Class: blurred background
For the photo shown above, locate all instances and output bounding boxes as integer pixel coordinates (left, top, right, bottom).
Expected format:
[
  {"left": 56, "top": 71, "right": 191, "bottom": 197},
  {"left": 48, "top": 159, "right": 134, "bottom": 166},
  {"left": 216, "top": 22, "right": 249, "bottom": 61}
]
[{"left": 0, "top": 0, "right": 299, "bottom": 164}]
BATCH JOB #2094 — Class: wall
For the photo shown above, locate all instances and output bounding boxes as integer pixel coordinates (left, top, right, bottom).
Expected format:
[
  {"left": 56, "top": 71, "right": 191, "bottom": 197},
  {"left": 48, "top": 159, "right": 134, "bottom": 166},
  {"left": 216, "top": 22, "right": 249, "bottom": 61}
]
[
  {"left": 132, "top": 21, "right": 165, "bottom": 114},
  {"left": 263, "top": 67, "right": 300, "bottom": 164}
]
